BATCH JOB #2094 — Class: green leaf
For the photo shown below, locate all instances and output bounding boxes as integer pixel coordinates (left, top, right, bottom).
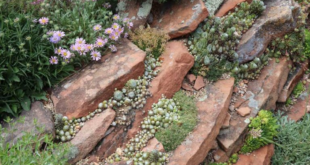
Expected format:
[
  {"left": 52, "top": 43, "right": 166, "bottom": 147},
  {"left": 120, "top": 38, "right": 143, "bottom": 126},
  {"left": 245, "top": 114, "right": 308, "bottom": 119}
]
[
  {"left": 12, "top": 75, "right": 20, "bottom": 82},
  {"left": 19, "top": 97, "right": 31, "bottom": 111}
]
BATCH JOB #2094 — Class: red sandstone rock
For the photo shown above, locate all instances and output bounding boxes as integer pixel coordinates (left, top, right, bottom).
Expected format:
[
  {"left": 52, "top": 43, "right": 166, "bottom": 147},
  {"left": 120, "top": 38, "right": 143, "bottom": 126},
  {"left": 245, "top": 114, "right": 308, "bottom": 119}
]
[
  {"left": 215, "top": 0, "right": 252, "bottom": 17},
  {"left": 213, "top": 149, "right": 229, "bottom": 163},
  {"left": 187, "top": 74, "right": 197, "bottom": 84},
  {"left": 235, "top": 144, "right": 275, "bottom": 165},
  {"left": 151, "top": 0, "right": 209, "bottom": 39},
  {"left": 222, "top": 113, "right": 231, "bottom": 129},
  {"left": 182, "top": 81, "right": 194, "bottom": 91},
  {"left": 51, "top": 39, "right": 146, "bottom": 119},
  {"left": 95, "top": 126, "right": 127, "bottom": 159},
  {"left": 68, "top": 109, "right": 115, "bottom": 164},
  {"left": 236, "top": 107, "right": 251, "bottom": 117},
  {"left": 217, "top": 58, "right": 291, "bottom": 158},
  {"left": 168, "top": 78, "right": 234, "bottom": 165},
  {"left": 193, "top": 76, "right": 205, "bottom": 90},
  {"left": 142, "top": 138, "right": 165, "bottom": 152},
  {"left": 278, "top": 61, "right": 308, "bottom": 102},
  {"left": 117, "top": 0, "right": 153, "bottom": 30},
  {"left": 236, "top": 0, "right": 302, "bottom": 63},
  {"left": 288, "top": 81, "right": 310, "bottom": 121},
  {"left": 126, "top": 41, "right": 194, "bottom": 141}
]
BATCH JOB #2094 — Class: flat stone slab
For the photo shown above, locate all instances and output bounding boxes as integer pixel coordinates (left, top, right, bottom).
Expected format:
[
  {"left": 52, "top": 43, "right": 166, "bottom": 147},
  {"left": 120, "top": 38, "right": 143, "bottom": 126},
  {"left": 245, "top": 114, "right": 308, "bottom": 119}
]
[
  {"left": 51, "top": 39, "right": 146, "bottom": 119},
  {"left": 235, "top": 144, "right": 274, "bottom": 165},
  {"left": 151, "top": 0, "right": 209, "bottom": 39},
  {"left": 278, "top": 61, "right": 308, "bottom": 102},
  {"left": 68, "top": 108, "right": 115, "bottom": 164},
  {"left": 215, "top": 0, "right": 251, "bottom": 17},
  {"left": 236, "top": 0, "right": 302, "bottom": 63},
  {"left": 126, "top": 41, "right": 194, "bottom": 140},
  {"left": 168, "top": 78, "right": 234, "bottom": 165},
  {"left": 1, "top": 101, "right": 54, "bottom": 146},
  {"left": 142, "top": 138, "right": 165, "bottom": 152},
  {"left": 217, "top": 58, "right": 291, "bottom": 157},
  {"left": 288, "top": 80, "right": 310, "bottom": 121},
  {"left": 117, "top": 0, "right": 152, "bottom": 29}
]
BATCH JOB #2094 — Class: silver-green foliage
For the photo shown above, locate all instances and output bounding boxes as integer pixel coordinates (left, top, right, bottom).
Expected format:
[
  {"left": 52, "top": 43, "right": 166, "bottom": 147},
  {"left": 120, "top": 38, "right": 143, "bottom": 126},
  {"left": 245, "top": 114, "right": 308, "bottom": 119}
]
[{"left": 272, "top": 113, "right": 310, "bottom": 164}]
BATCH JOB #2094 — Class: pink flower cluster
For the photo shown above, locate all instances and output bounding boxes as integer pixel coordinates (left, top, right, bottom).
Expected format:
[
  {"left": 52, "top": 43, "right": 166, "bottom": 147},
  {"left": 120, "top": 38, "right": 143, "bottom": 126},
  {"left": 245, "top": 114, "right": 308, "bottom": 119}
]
[{"left": 47, "top": 30, "right": 65, "bottom": 44}]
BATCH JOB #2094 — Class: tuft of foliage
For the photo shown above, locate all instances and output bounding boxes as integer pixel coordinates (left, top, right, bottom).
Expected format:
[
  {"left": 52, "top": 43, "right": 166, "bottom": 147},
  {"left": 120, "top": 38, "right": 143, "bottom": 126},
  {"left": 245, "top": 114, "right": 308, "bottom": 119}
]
[
  {"left": 304, "top": 29, "right": 310, "bottom": 59},
  {"left": 209, "top": 153, "right": 239, "bottom": 165},
  {"left": 272, "top": 113, "right": 310, "bottom": 164},
  {"left": 240, "top": 110, "right": 278, "bottom": 153},
  {"left": 129, "top": 25, "right": 169, "bottom": 59},
  {"left": 155, "top": 91, "right": 198, "bottom": 152},
  {"left": 292, "top": 81, "right": 305, "bottom": 98},
  {"left": 285, "top": 97, "right": 293, "bottom": 106},
  {"left": 0, "top": 119, "right": 71, "bottom": 164}
]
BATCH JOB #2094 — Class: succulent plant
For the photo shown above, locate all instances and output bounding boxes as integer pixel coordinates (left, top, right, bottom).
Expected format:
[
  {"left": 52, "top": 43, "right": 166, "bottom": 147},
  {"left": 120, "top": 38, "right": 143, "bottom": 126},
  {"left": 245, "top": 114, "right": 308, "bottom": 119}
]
[{"left": 187, "top": 0, "right": 266, "bottom": 81}]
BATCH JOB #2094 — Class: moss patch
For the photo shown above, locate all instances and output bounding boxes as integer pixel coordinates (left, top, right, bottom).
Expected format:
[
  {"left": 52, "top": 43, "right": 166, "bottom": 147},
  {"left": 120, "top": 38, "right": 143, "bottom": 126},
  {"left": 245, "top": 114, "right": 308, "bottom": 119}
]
[{"left": 155, "top": 90, "right": 198, "bottom": 152}]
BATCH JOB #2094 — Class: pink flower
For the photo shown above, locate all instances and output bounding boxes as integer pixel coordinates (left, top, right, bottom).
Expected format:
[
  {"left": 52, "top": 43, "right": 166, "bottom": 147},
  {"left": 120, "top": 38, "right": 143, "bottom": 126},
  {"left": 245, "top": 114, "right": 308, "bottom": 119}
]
[
  {"left": 123, "top": 18, "right": 129, "bottom": 23},
  {"left": 95, "top": 38, "right": 107, "bottom": 47},
  {"left": 109, "top": 45, "right": 117, "bottom": 52},
  {"left": 49, "top": 56, "right": 58, "bottom": 64},
  {"left": 73, "top": 43, "right": 86, "bottom": 55},
  {"left": 61, "top": 49, "right": 72, "bottom": 59},
  {"left": 49, "top": 35, "right": 61, "bottom": 43},
  {"left": 75, "top": 38, "right": 86, "bottom": 44},
  {"left": 111, "top": 23, "right": 120, "bottom": 30},
  {"left": 124, "top": 33, "right": 128, "bottom": 38},
  {"left": 109, "top": 33, "right": 119, "bottom": 41},
  {"left": 85, "top": 44, "right": 94, "bottom": 52},
  {"left": 54, "top": 31, "right": 65, "bottom": 38},
  {"left": 105, "top": 28, "right": 114, "bottom": 35},
  {"left": 127, "top": 22, "right": 133, "bottom": 29},
  {"left": 112, "top": 14, "right": 120, "bottom": 20},
  {"left": 55, "top": 47, "right": 63, "bottom": 55},
  {"left": 93, "top": 24, "right": 102, "bottom": 31},
  {"left": 39, "top": 17, "right": 49, "bottom": 25},
  {"left": 91, "top": 51, "right": 101, "bottom": 61}
]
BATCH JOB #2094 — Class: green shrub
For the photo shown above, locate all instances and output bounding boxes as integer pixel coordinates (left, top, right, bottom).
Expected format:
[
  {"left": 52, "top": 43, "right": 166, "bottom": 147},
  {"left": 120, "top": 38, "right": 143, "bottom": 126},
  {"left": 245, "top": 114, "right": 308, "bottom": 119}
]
[
  {"left": 292, "top": 82, "right": 305, "bottom": 98},
  {"left": 0, "top": 119, "right": 71, "bottom": 164},
  {"left": 155, "top": 91, "right": 198, "bottom": 151},
  {"left": 209, "top": 153, "right": 238, "bottom": 165},
  {"left": 240, "top": 110, "right": 278, "bottom": 153},
  {"left": 0, "top": 0, "right": 131, "bottom": 118},
  {"left": 272, "top": 113, "right": 310, "bottom": 164},
  {"left": 129, "top": 25, "right": 169, "bottom": 59},
  {"left": 0, "top": 10, "right": 75, "bottom": 118}
]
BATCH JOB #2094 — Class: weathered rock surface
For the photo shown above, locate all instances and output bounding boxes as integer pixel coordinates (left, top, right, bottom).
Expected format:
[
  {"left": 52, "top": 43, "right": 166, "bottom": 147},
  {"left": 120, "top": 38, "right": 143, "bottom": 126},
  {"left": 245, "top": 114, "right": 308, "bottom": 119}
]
[
  {"left": 95, "top": 126, "right": 127, "bottom": 159},
  {"left": 204, "top": 0, "right": 224, "bottom": 15},
  {"left": 215, "top": 0, "right": 251, "bottom": 17},
  {"left": 193, "top": 76, "right": 205, "bottom": 90},
  {"left": 236, "top": 0, "right": 302, "bottom": 63},
  {"left": 235, "top": 144, "right": 275, "bottom": 165},
  {"left": 142, "top": 138, "right": 165, "bottom": 152},
  {"left": 117, "top": 0, "right": 153, "bottom": 30},
  {"left": 222, "top": 113, "right": 231, "bottom": 129},
  {"left": 1, "top": 101, "right": 54, "bottom": 146},
  {"left": 217, "top": 58, "right": 291, "bottom": 158},
  {"left": 52, "top": 39, "right": 146, "bottom": 119},
  {"left": 236, "top": 107, "right": 251, "bottom": 117},
  {"left": 278, "top": 62, "right": 308, "bottom": 102},
  {"left": 168, "top": 78, "right": 234, "bottom": 165},
  {"left": 182, "top": 81, "right": 194, "bottom": 91},
  {"left": 68, "top": 109, "right": 115, "bottom": 164},
  {"left": 288, "top": 80, "right": 310, "bottom": 121},
  {"left": 127, "top": 41, "right": 194, "bottom": 140},
  {"left": 213, "top": 149, "right": 229, "bottom": 163},
  {"left": 151, "top": 0, "right": 209, "bottom": 39},
  {"left": 187, "top": 74, "right": 197, "bottom": 85}
]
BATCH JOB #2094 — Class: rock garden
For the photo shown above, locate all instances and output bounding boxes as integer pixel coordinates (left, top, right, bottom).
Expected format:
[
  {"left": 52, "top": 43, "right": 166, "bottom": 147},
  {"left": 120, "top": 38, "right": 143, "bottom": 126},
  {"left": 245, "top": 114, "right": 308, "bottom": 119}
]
[{"left": 1, "top": 0, "right": 310, "bottom": 165}]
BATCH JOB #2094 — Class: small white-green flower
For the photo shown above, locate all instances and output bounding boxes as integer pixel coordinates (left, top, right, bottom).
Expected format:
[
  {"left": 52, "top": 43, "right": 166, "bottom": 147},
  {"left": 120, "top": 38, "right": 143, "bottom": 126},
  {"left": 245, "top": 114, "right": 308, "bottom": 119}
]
[
  {"left": 244, "top": 118, "right": 250, "bottom": 124},
  {"left": 26, "top": 36, "right": 31, "bottom": 40}
]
